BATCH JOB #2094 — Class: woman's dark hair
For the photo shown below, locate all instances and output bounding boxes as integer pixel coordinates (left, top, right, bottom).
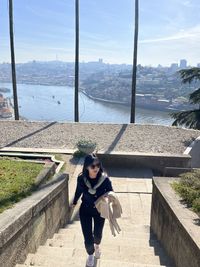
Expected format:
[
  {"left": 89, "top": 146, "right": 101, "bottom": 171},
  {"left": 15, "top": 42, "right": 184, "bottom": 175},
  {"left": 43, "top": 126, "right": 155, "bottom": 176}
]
[{"left": 80, "top": 153, "right": 105, "bottom": 179}]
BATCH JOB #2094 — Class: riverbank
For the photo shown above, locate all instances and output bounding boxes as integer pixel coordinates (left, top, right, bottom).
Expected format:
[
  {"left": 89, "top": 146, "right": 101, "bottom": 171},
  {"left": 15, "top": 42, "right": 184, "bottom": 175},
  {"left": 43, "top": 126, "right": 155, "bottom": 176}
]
[
  {"left": 0, "top": 83, "right": 174, "bottom": 125},
  {"left": 0, "top": 121, "right": 199, "bottom": 155},
  {"left": 3, "top": 97, "right": 27, "bottom": 121},
  {"left": 80, "top": 89, "right": 128, "bottom": 106},
  {"left": 81, "top": 89, "right": 183, "bottom": 112}
]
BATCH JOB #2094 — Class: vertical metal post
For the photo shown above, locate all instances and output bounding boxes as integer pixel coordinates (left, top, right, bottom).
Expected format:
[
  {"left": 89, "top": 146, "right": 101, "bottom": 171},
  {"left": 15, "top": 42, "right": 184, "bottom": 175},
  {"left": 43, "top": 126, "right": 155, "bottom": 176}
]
[
  {"left": 74, "top": 0, "right": 79, "bottom": 122},
  {"left": 9, "top": 0, "right": 19, "bottom": 120},
  {"left": 130, "top": 0, "right": 139, "bottom": 123}
]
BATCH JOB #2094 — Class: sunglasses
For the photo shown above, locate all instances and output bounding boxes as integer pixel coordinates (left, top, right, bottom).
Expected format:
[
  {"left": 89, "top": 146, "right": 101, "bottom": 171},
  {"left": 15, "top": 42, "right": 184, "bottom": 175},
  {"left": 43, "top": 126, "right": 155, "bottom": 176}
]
[{"left": 89, "top": 163, "right": 100, "bottom": 169}]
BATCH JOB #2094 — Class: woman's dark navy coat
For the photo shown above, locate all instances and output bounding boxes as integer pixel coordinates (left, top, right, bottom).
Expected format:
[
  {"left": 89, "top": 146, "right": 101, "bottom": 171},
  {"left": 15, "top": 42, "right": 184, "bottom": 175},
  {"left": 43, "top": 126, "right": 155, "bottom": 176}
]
[{"left": 73, "top": 174, "right": 113, "bottom": 207}]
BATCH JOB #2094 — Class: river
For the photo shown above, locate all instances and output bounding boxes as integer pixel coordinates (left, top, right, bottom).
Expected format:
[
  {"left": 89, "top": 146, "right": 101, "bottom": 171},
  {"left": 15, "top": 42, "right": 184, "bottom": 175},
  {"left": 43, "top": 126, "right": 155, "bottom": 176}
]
[{"left": 0, "top": 83, "right": 174, "bottom": 125}]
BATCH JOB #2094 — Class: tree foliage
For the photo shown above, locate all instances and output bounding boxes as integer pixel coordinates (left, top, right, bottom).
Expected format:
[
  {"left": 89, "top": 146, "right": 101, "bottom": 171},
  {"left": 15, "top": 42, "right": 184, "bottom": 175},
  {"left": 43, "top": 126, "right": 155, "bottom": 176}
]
[{"left": 171, "top": 68, "right": 200, "bottom": 129}]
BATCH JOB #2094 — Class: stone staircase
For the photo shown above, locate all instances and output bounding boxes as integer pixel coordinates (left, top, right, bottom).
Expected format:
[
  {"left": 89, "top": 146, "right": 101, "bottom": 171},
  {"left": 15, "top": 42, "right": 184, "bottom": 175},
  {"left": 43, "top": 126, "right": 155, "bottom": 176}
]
[{"left": 16, "top": 166, "right": 175, "bottom": 267}]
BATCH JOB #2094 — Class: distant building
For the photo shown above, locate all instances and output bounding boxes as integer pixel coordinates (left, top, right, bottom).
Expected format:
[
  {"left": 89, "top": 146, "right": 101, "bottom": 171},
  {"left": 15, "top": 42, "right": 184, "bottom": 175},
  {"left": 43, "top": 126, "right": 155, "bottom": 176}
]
[
  {"left": 99, "top": 58, "right": 103, "bottom": 64},
  {"left": 197, "top": 63, "right": 200, "bottom": 68},
  {"left": 180, "top": 59, "right": 187, "bottom": 69},
  {"left": 170, "top": 63, "right": 179, "bottom": 72}
]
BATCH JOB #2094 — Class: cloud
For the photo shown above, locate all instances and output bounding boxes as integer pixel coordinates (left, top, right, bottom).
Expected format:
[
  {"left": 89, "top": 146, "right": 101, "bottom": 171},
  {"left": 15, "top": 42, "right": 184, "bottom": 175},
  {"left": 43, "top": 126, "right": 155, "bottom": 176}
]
[
  {"left": 137, "top": 25, "right": 200, "bottom": 66},
  {"left": 139, "top": 25, "right": 200, "bottom": 44},
  {"left": 1, "top": 0, "right": 200, "bottom": 66},
  {"left": 183, "top": 1, "right": 191, "bottom": 6},
  {"left": 182, "top": 0, "right": 196, "bottom": 7}
]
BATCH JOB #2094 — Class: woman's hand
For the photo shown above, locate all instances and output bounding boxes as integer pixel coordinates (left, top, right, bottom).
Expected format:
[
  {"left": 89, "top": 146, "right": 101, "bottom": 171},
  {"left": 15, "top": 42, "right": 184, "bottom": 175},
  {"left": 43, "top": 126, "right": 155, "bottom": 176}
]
[{"left": 103, "top": 195, "right": 109, "bottom": 202}]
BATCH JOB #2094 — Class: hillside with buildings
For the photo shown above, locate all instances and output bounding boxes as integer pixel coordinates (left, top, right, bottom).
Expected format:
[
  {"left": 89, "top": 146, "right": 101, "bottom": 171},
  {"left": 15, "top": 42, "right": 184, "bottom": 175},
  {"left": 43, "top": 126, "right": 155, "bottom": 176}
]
[{"left": 0, "top": 59, "right": 199, "bottom": 112}]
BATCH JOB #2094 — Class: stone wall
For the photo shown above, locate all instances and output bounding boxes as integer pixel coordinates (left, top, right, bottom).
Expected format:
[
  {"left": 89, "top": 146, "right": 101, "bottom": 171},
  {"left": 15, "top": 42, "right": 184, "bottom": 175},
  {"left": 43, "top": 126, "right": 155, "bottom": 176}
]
[
  {"left": 151, "top": 177, "right": 200, "bottom": 267},
  {"left": 185, "top": 136, "right": 200, "bottom": 168},
  {"left": 97, "top": 151, "right": 191, "bottom": 175},
  {"left": 0, "top": 173, "right": 70, "bottom": 267}
]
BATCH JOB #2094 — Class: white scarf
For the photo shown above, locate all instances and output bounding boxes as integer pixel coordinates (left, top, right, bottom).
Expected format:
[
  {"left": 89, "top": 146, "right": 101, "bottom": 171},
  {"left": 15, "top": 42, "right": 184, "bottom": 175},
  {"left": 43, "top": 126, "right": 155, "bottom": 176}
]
[{"left": 83, "top": 172, "right": 107, "bottom": 195}]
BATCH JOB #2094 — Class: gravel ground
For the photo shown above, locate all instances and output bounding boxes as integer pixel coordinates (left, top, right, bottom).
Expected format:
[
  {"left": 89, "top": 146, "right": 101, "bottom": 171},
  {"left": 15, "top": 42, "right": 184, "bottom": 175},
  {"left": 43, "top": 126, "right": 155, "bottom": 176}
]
[{"left": 0, "top": 121, "right": 199, "bottom": 155}]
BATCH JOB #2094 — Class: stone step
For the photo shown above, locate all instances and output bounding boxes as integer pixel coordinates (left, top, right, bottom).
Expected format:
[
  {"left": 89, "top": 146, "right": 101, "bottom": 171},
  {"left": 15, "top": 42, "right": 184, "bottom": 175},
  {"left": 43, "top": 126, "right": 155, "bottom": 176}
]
[
  {"left": 99, "top": 259, "right": 172, "bottom": 267},
  {"left": 50, "top": 233, "right": 159, "bottom": 247},
  {"left": 24, "top": 253, "right": 89, "bottom": 267},
  {"left": 16, "top": 262, "right": 173, "bottom": 267},
  {"left": 67, "top": 215, "right": 151, "bottom": 224},
  {"left": 46, "top": 238, "right": 117, "bottom": 250},
  {"left": 65, "top": 218, "right": 150, "bottom": 227},
  {"left": 16, "top": 265, "right": 41, "bottom": 267},
  {"left": 46, "top": 236, "right": 163, "bottom": 251},
  {"left": 27, "top": 246, "right": 172, "bottom": 266},
  {"left": 38, "top": 245, "right": 165, "bottom": 257},
  {"left": 99, "top": 261, "right": 173, "bottom": 267},
  {"left": 58, "top": 224, "right": 151, "bottom": 233},
  {"left": 61, "top": 228, "right": 154, "bottom": 238},
  {"left": 45, "top": 239, "right": 169, "bottom": 256},
  {"left": 16, "top": 265, "right": 45, "bottom": 267},
  {"left": 64, "top": 223, "right": 151, "bottom": 233},
  {"left": 24, "top": 248, "right": 172, "bottom": 266},
  {"left": 58, "top": 228, "right": 156, "bottom": 239},
  {"left": 45, "top": 234, "right": 160, "bottom": 248}
]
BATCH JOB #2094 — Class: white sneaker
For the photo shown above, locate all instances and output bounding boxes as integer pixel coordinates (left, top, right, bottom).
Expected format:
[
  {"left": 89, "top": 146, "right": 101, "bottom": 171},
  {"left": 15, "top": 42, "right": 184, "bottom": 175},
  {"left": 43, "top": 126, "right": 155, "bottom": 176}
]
[
  {"left": 94, "top": 244, "right": 101, "bottom": 259},
  {"left": 86, "top": 254, "right": 94, "bottom": 267}
]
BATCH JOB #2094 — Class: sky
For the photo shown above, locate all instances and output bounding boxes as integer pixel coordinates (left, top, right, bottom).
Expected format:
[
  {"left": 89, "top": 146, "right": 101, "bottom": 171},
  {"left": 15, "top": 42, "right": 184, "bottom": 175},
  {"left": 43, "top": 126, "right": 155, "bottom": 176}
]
[{"left": 0, "top": 0, "right": 200, "bottom": 66}]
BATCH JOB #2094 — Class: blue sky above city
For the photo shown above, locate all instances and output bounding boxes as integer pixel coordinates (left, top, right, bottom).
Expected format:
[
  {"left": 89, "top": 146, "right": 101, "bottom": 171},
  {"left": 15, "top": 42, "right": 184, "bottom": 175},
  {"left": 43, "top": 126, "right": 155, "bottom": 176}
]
[{"left": 0, "top": 0, "right": 200, "bottom": 66}]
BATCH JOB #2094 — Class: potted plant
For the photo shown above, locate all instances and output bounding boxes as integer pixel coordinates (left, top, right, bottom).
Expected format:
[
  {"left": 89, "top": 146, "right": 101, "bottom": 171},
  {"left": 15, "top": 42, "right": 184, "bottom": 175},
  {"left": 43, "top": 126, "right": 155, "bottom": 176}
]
[{"left": 75, "top": 138, "right": 97, "bottom": 155}]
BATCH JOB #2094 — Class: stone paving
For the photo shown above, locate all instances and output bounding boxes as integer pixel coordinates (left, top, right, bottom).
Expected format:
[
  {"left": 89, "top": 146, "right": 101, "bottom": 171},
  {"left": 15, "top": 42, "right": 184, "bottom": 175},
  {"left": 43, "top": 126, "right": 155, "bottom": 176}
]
[{"left": 16, "top": 163, "right": 175, "bottom": 267}]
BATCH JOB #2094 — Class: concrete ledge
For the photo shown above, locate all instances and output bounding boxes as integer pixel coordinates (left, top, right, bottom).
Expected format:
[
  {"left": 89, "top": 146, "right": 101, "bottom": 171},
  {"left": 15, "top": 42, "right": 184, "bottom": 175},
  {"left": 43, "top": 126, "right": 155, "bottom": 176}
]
[
  {"left": 0, "top": 149, "right": 192, "bottom": 175},
  {"left": 150, "top": 177, "right": 200, "bottom": 267},
  {"left": 68, "top": 157, "right": 84, "bottom": 222},
  {"left": 35, "top": 162, "right": 56, "bottom": 186},
  {"left": 0, "top": 173, "right": 70, "bottom": 267},
  {"left": 97, "top": 151, "right": 191, "bottom": 174},
  {"left": 163, "top": 167, "right": 200, "bottom": 177},
  {"left": 184, "top": 135, "right": 200, "bottom": 168},
  {"left": 0, "top": 152, "right": 65, "bottom": 173},
  {"left": 0, "top": 147, "right": 75, "bottom": 154},
  {"left": 0, "top": 147, "right": 193, "bottom": 177}
]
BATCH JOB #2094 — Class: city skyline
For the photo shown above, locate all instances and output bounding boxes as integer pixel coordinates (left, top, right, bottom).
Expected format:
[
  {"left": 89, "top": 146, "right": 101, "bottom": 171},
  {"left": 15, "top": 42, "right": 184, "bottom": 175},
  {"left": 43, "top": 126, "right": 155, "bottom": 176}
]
[
  {"left": 1, "top": 58, "right": 199, "bottom": 69},
  {"left": 0, "top": 0, "right": 200, "bottom": 66}
]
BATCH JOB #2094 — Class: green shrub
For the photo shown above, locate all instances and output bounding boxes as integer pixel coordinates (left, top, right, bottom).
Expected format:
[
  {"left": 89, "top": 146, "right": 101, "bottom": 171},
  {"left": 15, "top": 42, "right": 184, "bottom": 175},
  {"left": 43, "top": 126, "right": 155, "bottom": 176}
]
[
  {"left": 193, "top": 198, "right": 200, "bottom": 213},
  {"left": 172, "top": 169, "right": 200, "bottom": 216}
]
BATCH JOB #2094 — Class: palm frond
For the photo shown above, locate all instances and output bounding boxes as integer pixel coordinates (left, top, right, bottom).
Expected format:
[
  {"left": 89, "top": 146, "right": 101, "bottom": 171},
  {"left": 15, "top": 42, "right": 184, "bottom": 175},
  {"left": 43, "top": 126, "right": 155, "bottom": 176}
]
[
  {"left": 170, "top": 109, "right": 200, "bottom": 130},
  {"left": 178, "top": 68, "right": 200, "bottom": 84},
  {"left": 189, "top": 88, "right": 200, "bottom": 104}
]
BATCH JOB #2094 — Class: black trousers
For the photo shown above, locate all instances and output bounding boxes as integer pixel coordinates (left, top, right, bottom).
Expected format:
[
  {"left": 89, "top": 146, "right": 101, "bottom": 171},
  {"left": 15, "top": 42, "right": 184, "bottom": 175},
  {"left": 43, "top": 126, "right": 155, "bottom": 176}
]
[{"left": 79, "top": 202, "right": 105, "bottom": 255}]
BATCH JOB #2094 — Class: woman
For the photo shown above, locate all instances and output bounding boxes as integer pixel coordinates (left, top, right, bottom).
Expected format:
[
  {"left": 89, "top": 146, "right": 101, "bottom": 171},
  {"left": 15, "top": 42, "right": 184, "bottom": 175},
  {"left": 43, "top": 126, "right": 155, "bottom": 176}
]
[{"left": 71, "top": 153, "right": 113, "bottom": 266}]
